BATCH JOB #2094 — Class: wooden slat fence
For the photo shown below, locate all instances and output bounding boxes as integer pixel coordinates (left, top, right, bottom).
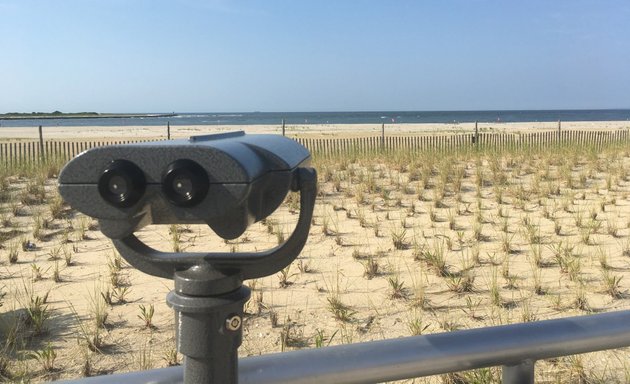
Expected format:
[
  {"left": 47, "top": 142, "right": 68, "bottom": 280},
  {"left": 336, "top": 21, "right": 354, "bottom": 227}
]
[
  {"left": 1, "top": 130, "right": 629, "bottom": 166},
  {"left": 295, "top": 129, "right": 630, "bottom": 157},
  {"left": 0, "top": 139, "right": 151, "bottom": 167}
]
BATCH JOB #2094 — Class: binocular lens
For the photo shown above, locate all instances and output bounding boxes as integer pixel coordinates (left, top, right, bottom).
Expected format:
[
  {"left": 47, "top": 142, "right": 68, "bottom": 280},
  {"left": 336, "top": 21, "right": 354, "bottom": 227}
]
[
  {"left": 98, "top": 160, "right": 146, "bottom": 208},
  {"left": 172, "top": 176, "right": 194, "bottom": 198},
  {"left": 108, "top": 175, "right": 128, "bottom": 195},
  {"left": 162, "top": 159, "right": 209, "bottom": 206}
]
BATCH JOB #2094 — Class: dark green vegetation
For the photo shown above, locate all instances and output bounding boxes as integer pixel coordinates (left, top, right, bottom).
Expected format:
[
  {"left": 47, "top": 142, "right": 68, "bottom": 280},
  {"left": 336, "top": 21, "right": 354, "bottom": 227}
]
[
  {"left": 1, "top": 111, "right": 98, "bottom": 118},
  {"left": 0, "top": 112, "right": 176, "bottom": 120}
]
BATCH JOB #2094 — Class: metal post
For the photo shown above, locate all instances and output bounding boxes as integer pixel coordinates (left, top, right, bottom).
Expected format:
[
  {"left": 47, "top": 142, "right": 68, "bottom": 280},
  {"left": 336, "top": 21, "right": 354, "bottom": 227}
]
[
  {"left": 167, "top": 121, "right": 171, "bottom": 140},
  {"left": 38, "top": 125, "right": 45, "bottom": 162},
  {"left": 167, "top": 270, "right": 250, "bottom": 384},
  {"left": 502, "top": 360, "right": 535, "bottom": 384},
  {"left": 282, "top": 119, "right": 286, "bottom": 136}
]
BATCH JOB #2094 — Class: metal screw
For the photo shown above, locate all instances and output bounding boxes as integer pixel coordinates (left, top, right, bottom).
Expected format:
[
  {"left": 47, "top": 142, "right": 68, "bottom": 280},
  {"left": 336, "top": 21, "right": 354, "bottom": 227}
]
[{"left": 226, "top": 315, "right": 242, "bottom": 331}]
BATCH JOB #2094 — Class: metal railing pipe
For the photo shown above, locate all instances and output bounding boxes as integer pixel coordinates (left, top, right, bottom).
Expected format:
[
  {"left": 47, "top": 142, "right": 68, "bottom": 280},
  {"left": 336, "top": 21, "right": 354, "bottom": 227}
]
[
  {"left": 240, "top": 310, "right": 630, "bottom": 384},
  {"left": 58, "top": 310, "right": 630, "bottom": 384}
]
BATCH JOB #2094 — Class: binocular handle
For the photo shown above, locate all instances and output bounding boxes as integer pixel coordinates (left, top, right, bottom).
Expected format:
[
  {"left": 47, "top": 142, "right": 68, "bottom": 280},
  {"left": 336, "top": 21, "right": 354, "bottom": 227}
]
[{"left": 112, "top": 167, "right": 317, "bottom": 283}]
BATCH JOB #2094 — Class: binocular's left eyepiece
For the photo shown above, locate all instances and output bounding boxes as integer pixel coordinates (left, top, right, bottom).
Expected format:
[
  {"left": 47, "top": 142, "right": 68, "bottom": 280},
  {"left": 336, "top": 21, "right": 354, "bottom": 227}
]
[{"left": 98, "top": 160, "right": 146, "bottom": 208}]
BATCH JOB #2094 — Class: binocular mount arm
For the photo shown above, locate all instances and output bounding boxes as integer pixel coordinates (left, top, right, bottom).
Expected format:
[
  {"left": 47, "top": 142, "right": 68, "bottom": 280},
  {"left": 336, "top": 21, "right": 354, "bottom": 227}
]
[{"left": 112, "top": 167, "right": 317, "bottom": 286}]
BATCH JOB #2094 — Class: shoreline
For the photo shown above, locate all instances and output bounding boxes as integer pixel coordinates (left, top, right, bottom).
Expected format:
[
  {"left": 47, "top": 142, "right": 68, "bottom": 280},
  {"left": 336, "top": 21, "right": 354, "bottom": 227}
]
[{"left": 0, "top": 120, "right": 629, "bottom": 140}]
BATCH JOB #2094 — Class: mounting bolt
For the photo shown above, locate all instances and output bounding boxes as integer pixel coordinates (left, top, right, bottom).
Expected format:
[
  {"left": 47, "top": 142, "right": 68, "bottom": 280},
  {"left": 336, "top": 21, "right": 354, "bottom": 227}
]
[{"left": 226, "top": 315, "right": 242, "bottom": 331}]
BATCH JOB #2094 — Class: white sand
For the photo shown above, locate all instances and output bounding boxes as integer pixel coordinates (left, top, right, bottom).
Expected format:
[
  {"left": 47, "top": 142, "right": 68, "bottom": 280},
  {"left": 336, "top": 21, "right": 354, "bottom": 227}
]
[{"left": 1, "top": 121, "right": 629, "bottom": 140}]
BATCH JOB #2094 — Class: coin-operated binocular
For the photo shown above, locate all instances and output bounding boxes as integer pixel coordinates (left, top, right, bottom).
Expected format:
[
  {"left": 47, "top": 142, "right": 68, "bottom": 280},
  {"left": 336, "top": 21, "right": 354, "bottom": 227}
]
[{"left": 58, "top": 131, "right": 317, "bottom": 383}]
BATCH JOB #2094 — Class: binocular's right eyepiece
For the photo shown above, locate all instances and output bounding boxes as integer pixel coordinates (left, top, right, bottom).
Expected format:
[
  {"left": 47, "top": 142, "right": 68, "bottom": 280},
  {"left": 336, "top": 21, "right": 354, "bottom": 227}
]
[
  {"left": 97, "top": 159, "right": 146, "bottom": 208},
  {"left": 162, "top": 159, "right": 209, "bottom": 207}
]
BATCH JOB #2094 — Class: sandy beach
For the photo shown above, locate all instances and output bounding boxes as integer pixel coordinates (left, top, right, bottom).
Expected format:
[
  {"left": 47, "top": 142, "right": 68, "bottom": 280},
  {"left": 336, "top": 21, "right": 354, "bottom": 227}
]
[
  {"left": 1, "top": 120, "right": 629, "bottom": 141},
  {"left": 2, "top": 124, "right": 630, "bottom": 382}
]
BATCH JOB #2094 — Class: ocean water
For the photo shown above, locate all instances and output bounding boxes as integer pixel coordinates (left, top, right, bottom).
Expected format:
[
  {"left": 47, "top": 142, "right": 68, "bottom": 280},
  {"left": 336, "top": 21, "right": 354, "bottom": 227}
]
[{"left": 1, "top": 109, "right": 629, "bottom": 128}]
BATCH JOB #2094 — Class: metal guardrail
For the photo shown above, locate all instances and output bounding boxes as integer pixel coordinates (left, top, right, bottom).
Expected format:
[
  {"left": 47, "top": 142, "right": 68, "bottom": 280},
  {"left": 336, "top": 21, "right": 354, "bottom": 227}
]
[{"left": 57, "top": 309, "right": 630, "bottom": 384}]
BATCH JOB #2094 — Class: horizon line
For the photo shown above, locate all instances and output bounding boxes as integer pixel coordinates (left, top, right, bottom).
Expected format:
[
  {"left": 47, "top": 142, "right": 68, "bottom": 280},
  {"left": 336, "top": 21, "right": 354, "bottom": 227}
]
[{"left": 4, "top": 107, "right": 630, "bottom": 115}]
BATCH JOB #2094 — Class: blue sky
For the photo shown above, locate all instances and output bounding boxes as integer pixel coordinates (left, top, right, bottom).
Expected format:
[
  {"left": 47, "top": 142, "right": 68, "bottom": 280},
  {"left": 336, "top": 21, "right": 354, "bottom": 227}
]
[{"left": 1, "top": 0, "right": 629, "bottom": 113}]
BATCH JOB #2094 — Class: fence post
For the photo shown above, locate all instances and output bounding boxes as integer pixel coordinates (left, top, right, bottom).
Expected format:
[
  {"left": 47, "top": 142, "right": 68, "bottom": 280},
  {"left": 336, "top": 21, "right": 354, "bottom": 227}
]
[
  {"left": 474, "top": 121, "right": 479, "bottom": 147},
  {"left": 381, "top": 123, "right": 385, "bottom": 151},
  {"left": 167, "top": 121, "right": 171, "bottom": 140},
  {"left": 282, "top": 119, "right": 286, "bottom": 137},
  {"left": 38, "top": 125, "right": 45, "bottom": 162}
]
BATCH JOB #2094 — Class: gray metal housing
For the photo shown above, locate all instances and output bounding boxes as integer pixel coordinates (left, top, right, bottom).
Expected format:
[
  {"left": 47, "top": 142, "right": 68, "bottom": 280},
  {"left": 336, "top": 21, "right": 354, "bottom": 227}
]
[{"left": 58, "top": 131, "right": 310, "bottom": 239}]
